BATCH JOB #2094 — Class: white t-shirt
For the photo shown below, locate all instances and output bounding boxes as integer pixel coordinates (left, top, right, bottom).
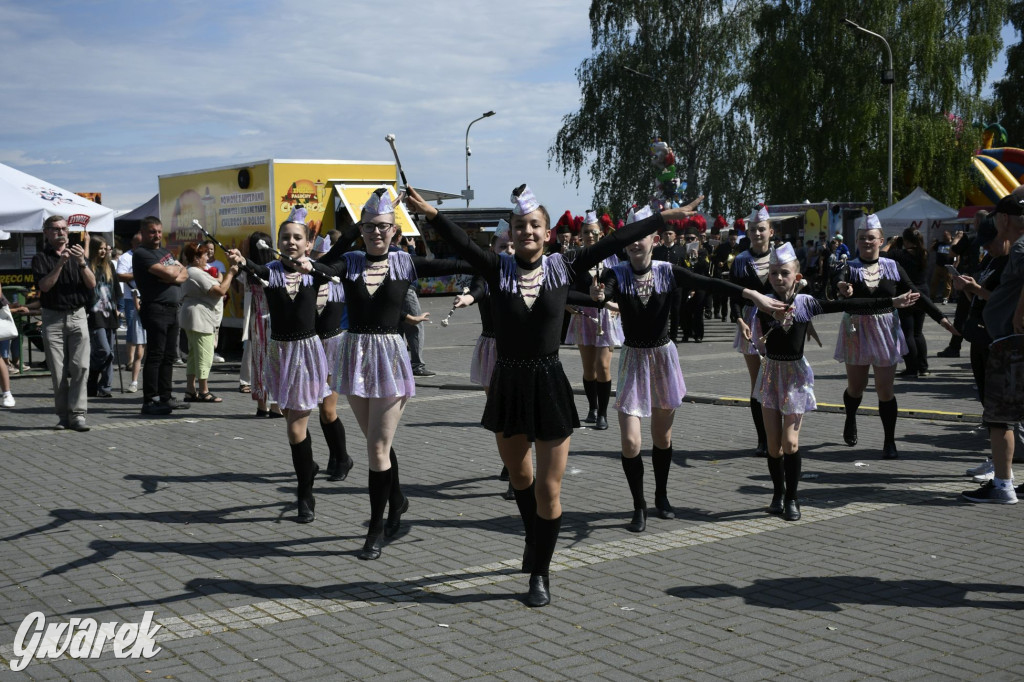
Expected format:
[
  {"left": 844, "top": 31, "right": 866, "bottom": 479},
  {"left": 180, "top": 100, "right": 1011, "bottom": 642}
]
[{"left": 115, "top": 249, "right": 135, "bottom": 299}]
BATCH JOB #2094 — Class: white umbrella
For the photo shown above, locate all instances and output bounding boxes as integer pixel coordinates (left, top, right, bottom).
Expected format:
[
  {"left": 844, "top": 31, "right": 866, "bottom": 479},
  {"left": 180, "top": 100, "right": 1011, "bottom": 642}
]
[{"left": 0, "top": 162, "right": 114, "bottom": 232}]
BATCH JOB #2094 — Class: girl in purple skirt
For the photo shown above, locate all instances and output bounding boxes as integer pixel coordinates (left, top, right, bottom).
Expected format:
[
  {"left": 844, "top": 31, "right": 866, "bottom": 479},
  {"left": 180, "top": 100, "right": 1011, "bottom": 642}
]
[
  {"left": 834, "top": 214, "right": 956, "bottom": 459},
  {"left": 753, "top": 242, "right": 919, "bottom": 520},
  {"left": 407, "top": 184, "right": 702, "bottom": 608},
  {"left": 227, "top": 216, "right": 334, "bottom": 525},
  {"left": 564, "top": 210, "right": 624, "bottom": 430},
  {"left": 730, "top": 206, "right": 778, "bottom": 457},
  {"left": 317, "top": 189, "right": 472, "bottom": 560},
  {"left": 593, "top": 206, "right": 783, "bottom": 532}
]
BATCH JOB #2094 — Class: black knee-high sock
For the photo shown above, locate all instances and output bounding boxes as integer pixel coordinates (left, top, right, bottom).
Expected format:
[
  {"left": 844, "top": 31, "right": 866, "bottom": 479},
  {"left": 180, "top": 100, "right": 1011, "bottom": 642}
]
[
  {"left": 620, "top": 455, "right": 646, "bottom": 510},
  {"left": 532, "top": 515, "right": 562, "bottom": 577},
  {"left": 783, "top": 451, "right": 801, "bottom": 502},
  {"left": 767, "top": 456, "right": 785, "bottom": 495},
  {"left": 879, "top": 398, "right": 898, "bottom": 443},
  {"left": 513, "top": 482, "right": 537, "bottom": 544},
  {"left": 596, "top": 380, "right": 612, "bottom": 417},
  {"left": 843, "top": 390, "right": 862, "bottom": 423},
  {"left": 750, "top": 399, "right": 767, "bottom": 446},
  {"left": 388, "top": 448, "right": 404, "bottom": 507},
  {"left": 321, "top": 417, "right": 349, "bottom": 459},
  {"left": 651, "top": 445, "right": 673, "bottom": 499},
  {"left": 583, "top": 379, "right": 597, "bottom": 411},
  {"left": 367, "top": 468, "right": 392, "bottom": 533},
  {"left": 319, "top": 418, "right": 337, "bottom": 468},
  {"left": 290, "top": 434, "right": 315, "bottom": 494}
]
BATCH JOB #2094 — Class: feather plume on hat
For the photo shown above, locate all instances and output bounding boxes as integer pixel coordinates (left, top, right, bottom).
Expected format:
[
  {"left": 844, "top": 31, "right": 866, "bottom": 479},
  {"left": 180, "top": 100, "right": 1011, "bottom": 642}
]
[{"left": 599, "top": 213, "right": 614, "bottom": 232}]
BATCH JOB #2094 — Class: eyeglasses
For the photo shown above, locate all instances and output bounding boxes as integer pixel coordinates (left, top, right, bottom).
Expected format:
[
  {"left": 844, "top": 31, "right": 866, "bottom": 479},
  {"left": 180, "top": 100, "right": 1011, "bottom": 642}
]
[{"left": 361, "top": 222, "right": 395, "bottom": 233}]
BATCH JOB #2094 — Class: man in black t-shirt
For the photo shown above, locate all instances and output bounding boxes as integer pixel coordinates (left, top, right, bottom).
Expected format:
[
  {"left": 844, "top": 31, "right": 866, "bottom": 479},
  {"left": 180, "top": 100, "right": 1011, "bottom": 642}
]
[
  {"left": 32, "top": 215, "right": 96, "bottom": 431},
  {"left": 132, "top": 216, "right": 189, "bottom": 415}
]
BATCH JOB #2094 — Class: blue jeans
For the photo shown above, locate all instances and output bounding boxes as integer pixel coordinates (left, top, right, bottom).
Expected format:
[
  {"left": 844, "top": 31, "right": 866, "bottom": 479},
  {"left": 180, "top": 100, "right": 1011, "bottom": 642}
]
[{"left": 88, "top": 327, "right": 115, "bottom": 394}]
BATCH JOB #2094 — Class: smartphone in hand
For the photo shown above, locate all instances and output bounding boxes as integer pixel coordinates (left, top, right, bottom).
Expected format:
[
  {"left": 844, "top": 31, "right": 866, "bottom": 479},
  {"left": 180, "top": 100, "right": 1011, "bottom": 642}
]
[{"left": 944, "top": 264, "right": 960, "bottom": 277}]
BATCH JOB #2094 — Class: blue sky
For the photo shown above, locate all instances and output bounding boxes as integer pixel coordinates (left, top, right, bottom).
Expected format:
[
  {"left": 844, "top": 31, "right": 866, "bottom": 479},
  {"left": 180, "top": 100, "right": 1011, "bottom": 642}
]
[{"left": 0, "top": 1, "right": 1016, "bottom": 216}]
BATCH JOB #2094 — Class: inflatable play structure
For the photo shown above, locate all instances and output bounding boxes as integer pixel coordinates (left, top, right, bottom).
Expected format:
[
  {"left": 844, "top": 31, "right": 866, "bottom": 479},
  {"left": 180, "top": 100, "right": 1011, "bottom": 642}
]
[{"left": 966, "top": 123, "right": 1022, "bottom": 205}]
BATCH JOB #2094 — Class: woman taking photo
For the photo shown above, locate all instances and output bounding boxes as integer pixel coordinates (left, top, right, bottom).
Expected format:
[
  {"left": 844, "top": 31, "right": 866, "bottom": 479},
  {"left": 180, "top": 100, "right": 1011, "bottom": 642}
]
[
  {"left": 86, "top": 239, "right": 119, "bottom": 398},
  {"left": 180, "top": 242, "right": 237, "bottom": 403},
  {"left": 406, "top": 184, "right": 700, "bottom": 607},
  {"left": 565, "top": 210, "right": 623, "bottom": 429},
  {"left": 883, "top": 227, "right": 931, "bottom": 378}
]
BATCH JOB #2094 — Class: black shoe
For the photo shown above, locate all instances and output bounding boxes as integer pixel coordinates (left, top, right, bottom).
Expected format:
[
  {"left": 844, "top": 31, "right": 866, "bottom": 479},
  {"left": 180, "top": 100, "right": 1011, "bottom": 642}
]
[
  {"left": 384, "top": 496, "right": 409, "bottom": 538},
  {"left": 358, "top": 529, "right": 384, "bottom": 560},
  {"left": 499, "top": 465, "right": 510, "bottom": 481},
  {"left": 268, "top": 411, "right": 285, "bottom": 419},
  {"left": 595, "top": 414, "right": 609, "bottom": 430},
  {"left": 627, "top": 508, "right": 647, "bottom": 532},
  {"left": 843, "top": 418, "right": 858, "bottom": 446},
  {"left": 296, "top": 495, "right": 315, "bottom": 523},
  {"left": 936, "top": 347, "right": 960, "bottom": 358},
  {"left": 694, "top": 338, "right": 703, "bottom": 343},
  {"left": 882, "top": 441, "right": 899, "bottom": 460},
  {"left": 783, "top": 499, "right": 801, "bottom": 521},
  {"left": 502, "top": 482, "right": 516, "bottom": 500},
  {"left": 329, "top": 456, "right": 354, "bottom": 482},
  {"left": 917, "top": 370, "right": 931, "bottom": 378},
  {"left": 767, "top": 494, "right": 784, "bottom": 515},
  {"left": 754, "top": 442, "right": 768, "bottom": 458},
  {"left": 164, "top": 396, "right": 191, "bottom": 410},
  {"left": 704, "top": 311, "right": 712, "bottom": 319},
  {"left": 141, "top": 401, "right": 173, "bottom": 416},
  {"left": 522, "top": 544, "right": 535, "bottom": 574},
  {"left": 583, "top": 408, "right": 598, "bottom": 424},
  {"left": 680, "top": 336, "right": 689, "bottom": 343},
  {"left": 655, "top": 496, "right": 675, "bottom": 519},
  {"left": 412, "top": 367, "right": 436, "bottom": 377},
  {"left": 525, "top": 574, "right": 550, "bottom": 607},
  {"left": 69, "top": 417, "right": 90, "bottom": 432},
  {"left": 897, "top": 369, "right": 917, "bottom": 379},
  {"left": 96, "top": 390, "right": 113, "bottom": 398},
  {"left": 255, "top": 409, "right": 271, "bottom": 418}
]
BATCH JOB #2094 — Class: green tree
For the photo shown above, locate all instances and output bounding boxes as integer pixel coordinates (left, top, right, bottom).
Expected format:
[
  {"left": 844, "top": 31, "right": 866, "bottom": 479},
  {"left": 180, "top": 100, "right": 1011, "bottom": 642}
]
[
  {"left": 747, "top": 0, "right": 1008, "bottom": 208},
  {"left": 550, "top": 1, "right": 759, "bottom": 218},
  {"left": 993, "top": 2, "right": 1024, "bottom": 144}
]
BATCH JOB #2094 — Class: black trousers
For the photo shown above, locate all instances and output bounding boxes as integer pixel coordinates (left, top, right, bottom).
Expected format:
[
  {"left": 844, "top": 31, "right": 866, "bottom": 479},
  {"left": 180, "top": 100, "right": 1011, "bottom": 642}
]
[
  {"left": 139, "top": 303, "right": 180, "bottom": 403},
  {"left": 899, "top": 305, "right": 928, "bottom": 373},
  {"left": 682, "top": 291, "right": 706, "bottom": 340}
]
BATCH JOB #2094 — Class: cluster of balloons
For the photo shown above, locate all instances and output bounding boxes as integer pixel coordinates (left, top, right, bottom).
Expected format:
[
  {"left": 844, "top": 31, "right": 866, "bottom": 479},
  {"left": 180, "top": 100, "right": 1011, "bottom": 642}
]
[{"left": 648, "top": 138, "right": 687, "bottom": 211}]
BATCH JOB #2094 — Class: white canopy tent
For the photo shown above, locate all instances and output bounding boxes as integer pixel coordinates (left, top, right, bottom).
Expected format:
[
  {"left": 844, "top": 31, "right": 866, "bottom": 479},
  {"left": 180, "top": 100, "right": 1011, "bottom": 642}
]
[
  {"left": 0, "top": 162, "right": 114, "bottom": 233},
  {"left": 864, "top": 187, "right": 957, "bottom": 242}
]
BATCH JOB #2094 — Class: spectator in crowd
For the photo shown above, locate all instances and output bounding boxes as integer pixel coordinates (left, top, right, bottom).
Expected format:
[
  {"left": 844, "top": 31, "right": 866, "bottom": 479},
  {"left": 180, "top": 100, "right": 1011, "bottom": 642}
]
[
  {"left": 395, "top": 234, "right": 434, "bottom": 377},
  {"left": 133, "top": 216, "right": 190, "bottom": 415},
  {"left": 930, "top": 230, "right": 955, "bottom": 303},
  {"left": 938, "top": 216, "right": 988, "bottom": 358},
  {"left": 116, "top": 232, "right": 146, "bottom": 392},
  {"left": 32, "top": 216, "right": 95, "bottom": 431},
  {"left": 0, "top": 279, "right": 14, "bottom": 407},
  {"left": 884, "top": 227, "right": 932, "bottom": 377},
  {"left": 180, "top": 242, "right": 237, "bottom": 403},
  {"left": 86, "top": 239, "right": 119, "bottom": 398}
]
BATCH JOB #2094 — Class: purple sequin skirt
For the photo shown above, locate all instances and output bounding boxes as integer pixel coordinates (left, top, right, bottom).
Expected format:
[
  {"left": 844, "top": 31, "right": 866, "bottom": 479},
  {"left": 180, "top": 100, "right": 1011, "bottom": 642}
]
[
  {"left": 732, "top": 304, "right": 762, "bottom": 355},
  {"left": 266, "top": 335, "right": 332, "bottom": 411},
  {"left": 615, "top": 342, "right": 687, "bottom": 417},
  {"left": 565, "top": 306, "right": 623, "bottom": 347},
  {"left": 332, "top": 332, "right": 416, "bottom": 398},
  {"left": 833, "top": 311, "right": 907, "bottom": 367},
  {"left": 470, "top": 334, "right": 497, "bottom": 387},
  {"left": 754, "top": 356, "right": 817, "bottom": 415},
  {"left": 322, "top": 332, "right": 346, "bottom": 383}
]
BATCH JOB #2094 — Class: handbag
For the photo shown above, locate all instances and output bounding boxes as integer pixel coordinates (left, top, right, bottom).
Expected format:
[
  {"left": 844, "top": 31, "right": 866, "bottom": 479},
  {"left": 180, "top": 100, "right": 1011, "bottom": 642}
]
[{"left": 0, "top": 304, "right": 17, "bottom": 342}]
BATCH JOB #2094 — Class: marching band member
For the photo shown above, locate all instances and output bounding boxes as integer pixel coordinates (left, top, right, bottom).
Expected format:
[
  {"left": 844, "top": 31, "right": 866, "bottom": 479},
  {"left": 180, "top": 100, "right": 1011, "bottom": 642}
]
[
  {"left": 593, "top": 206, "right": 784, "bottom": 532},
  {"left": 405, "top": 184, "right": 701, "bottom": 607}
]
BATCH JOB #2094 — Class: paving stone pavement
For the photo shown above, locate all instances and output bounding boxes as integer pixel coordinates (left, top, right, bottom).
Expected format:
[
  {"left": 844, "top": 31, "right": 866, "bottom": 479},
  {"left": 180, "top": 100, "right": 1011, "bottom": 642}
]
[{"left": 0, "top": 298, "right": 1021, "bottom": 681}]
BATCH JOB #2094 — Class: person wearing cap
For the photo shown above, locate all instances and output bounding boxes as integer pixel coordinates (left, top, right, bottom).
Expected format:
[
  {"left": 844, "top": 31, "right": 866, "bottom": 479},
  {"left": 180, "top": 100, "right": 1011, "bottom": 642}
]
[
  {"left": 226, "top": 210, "right": 335, "bottom": 525},
  {"left": 711, "top": 228, "right": 737, "bottom": 321},
  {"left": 833, "top": 233, "right": 850, "bottom": 260},
  {"left": 315, "top": 189, "right": 473, "bottom": 559},
  {"left": 33, "top": 215, "right": 96, "bottom": 431},
  {"left": 961, "top": 193, "right": 1024, "bottom": 504},
  {"left": 651, "top": 219, "right": 685, "bottom": 340},
  {"left": 405, "top": 184, "right": 701, "bottom": 608},
  {"left": 592, "top": 205, "right": 783, "bottom": 531},
  {"left": 730, "top": 206, "right": 777, "bottom": 457},
  {"left": 752, "top": 242, "right": 918, "bottom": 519},
  {"left": 565, "top": 209, "right": 624, "bottom": 430},
  {"left": 679, "top": 219, "right": 712, "bottom": 342},
  {"left": 835, "top": 214, "right": 955, "bottom": 460}
]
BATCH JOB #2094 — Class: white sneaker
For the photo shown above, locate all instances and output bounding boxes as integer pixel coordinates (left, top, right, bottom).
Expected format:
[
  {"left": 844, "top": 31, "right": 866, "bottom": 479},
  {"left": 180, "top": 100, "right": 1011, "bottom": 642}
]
[
  {"left": 962, "top": 481, "right": 1018, "bottom": 504},
  {"left": 973, "top": 470, "right": 995, "bottom": 484},
  {"left": 213, "top": 354, "right": 226, "bottom": 363},
  {"left": 127, "top": 381, "right": 138, "bottom": 393},
  {"left": 1, "top": 392, "right": 14, "bottom": 408},
  {"left": 966, "top": 459, "right": 994, "bottom": 477}
]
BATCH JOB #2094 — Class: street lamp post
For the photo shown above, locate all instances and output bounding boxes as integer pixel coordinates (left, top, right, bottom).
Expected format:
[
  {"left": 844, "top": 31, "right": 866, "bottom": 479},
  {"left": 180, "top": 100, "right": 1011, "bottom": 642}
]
[
  {"left": 624, "top": 66, "right": 671, "bottom": 145},
  {"left": 843, "top": 18, "right": 894, "bottom": 207},
  {"left": 463, "top": 111, "right": 496, "bottom": 207}
]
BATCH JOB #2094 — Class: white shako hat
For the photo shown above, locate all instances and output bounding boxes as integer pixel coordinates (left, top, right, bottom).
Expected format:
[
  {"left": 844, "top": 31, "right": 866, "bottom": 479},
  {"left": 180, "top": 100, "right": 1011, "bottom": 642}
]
[
  {"left": 362, "top": 188, "right": 395, "bottom": 217},
  {"left": 510, "top": 184, "right": 540, "bottom": 215},
  {"left": 287, "top": 205, "right": 308, "bottom": 225},
  {"left": 494, "top": 218, "right": 510, "bottom": 237},
  {"left": 858, "top": 213, "right": 882, "bottom": 232},
  {"left": 625, "top": 205, "right": 653, "bottom": 224},
  {"left": 312, "top": 234, "right": 332, "bottom": 254},
  {"left": 770, "top": 242, "right": 797, "bottom": 265},
  {"left": 756, "top": 205, "right": 770, "bottom": 223},
  {"left": 583, "top": 209, "right": 599, "bottom": 225}
]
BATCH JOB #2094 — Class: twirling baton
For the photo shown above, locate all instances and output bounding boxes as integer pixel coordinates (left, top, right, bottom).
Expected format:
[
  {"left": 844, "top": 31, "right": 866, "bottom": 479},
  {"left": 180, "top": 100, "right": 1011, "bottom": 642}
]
[
  {"left": 191, "top": 219, "right": 268, "bottom": 286},
  {"left": 385, "top": 134, "right": 409, "bottom": 189},
  {"left": 569, "top": 306, "right": 602, "bottom": 332},
  {"left": 440, "top": 287, "right": 470, "bottom": 327},
  {"left": 255, "top": 240, "right": 341, "bottom": 283}
]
